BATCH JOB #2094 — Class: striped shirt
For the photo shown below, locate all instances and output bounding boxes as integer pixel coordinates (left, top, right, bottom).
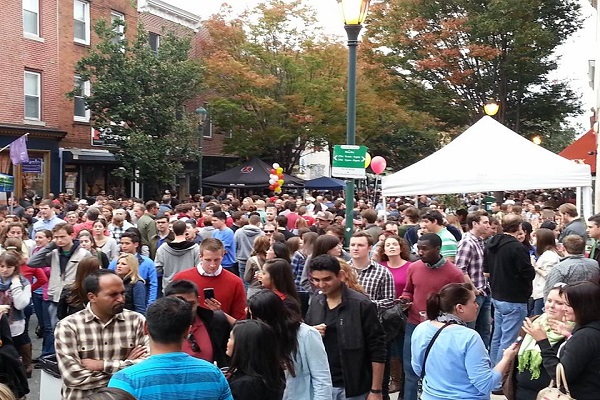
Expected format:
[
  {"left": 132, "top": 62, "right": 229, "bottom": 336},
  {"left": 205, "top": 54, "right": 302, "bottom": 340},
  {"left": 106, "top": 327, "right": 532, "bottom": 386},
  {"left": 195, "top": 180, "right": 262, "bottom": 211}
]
[
  {"left": 351, "top": 260, "right": 396, "bottom": 311},
  {"left": 109, "top": 352, "right": 233, "bottom": 400},
  {"left": 438, "top": 227, "right": 458, "bottom": 258},
  {"left": 54, "top": 304, "right": 148, "bottom": 400}
]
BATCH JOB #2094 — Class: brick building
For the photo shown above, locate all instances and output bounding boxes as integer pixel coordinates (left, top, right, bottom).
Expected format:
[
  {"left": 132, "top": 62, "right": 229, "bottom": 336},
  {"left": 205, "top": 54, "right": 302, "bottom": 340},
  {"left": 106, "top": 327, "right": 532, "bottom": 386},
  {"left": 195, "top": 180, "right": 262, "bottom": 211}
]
[{"left": 0, "top": 0, "right": 229, "bottom": 201}]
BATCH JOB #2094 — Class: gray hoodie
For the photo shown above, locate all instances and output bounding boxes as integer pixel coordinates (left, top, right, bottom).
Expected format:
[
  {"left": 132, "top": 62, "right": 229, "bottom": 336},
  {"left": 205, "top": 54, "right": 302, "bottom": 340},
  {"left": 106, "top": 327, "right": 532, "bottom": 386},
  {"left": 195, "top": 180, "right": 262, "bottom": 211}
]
[
  {"left": 234, "top": 225, "right": 265, "bottom": 262},
  {"left": 155, "top": 241, "right": 200, "bottom": 290}
]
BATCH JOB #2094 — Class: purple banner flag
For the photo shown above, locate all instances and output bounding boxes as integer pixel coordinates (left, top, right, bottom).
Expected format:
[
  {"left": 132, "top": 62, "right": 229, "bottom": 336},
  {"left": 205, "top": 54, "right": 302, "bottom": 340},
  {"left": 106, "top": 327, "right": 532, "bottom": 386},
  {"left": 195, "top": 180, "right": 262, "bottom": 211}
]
[{"left": 9, "top": 135, "right": 29, "bottom": 165}]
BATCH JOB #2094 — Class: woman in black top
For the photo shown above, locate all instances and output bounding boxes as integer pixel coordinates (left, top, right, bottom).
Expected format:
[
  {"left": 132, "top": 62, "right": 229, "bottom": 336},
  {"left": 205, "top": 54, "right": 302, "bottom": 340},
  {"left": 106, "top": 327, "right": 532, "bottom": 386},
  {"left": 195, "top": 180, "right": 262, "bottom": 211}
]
[
  {"left": 227, "top": 319, "right": 285, "bottom": 400},
  {"left": 523, "top": 281, "right": 600, "bottom": 400}
]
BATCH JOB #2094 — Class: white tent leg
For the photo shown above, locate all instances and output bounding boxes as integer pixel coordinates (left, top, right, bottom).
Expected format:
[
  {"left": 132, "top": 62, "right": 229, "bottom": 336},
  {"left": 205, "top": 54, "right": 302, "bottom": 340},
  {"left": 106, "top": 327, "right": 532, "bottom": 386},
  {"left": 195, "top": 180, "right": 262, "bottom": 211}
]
[
  {"left": 383, "top": 195, "right": 387, "bottom": 223},
  {"left": 582, "top": 186, "right": 593, "bottom": 220}
]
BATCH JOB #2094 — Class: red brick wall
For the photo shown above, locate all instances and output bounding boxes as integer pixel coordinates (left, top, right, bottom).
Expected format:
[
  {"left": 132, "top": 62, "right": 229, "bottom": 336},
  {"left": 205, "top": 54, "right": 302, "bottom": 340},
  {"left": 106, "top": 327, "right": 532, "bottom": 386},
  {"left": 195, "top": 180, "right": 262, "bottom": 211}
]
[
  {"left": 58, "top": 0, "right": 138, "bottom": 149},
  {"left": 0, "top": 0, "right": 60, "bottom": 127}
]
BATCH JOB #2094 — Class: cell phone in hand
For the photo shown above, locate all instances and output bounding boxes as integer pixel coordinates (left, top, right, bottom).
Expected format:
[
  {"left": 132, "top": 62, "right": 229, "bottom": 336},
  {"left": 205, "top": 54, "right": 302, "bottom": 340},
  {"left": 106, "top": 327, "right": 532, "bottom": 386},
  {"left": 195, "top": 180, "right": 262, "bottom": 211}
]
[{"left": 204, "top": 288, "right": 215, "bottom": 300}]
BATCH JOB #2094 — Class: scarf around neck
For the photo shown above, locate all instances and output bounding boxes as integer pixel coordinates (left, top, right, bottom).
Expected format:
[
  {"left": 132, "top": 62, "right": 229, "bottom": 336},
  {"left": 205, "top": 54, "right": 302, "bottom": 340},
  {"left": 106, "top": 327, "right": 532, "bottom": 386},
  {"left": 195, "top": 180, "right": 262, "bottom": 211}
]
[
  {"left": 435, "top": 312, "right": 466, "bottom": 326},
  {"left": 517, "top": 313, "right": 573, "bottom": 379}
]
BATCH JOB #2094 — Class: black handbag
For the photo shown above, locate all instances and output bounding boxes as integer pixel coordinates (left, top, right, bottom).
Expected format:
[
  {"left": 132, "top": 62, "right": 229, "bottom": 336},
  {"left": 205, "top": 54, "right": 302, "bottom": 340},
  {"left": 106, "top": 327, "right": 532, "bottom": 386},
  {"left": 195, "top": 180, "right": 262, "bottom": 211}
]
[
  {"left": 381, "top": 303, "right": 407, "bottom": 341},
  {"left": 417, "top": 322, "right": 451, "bottom": 399}
]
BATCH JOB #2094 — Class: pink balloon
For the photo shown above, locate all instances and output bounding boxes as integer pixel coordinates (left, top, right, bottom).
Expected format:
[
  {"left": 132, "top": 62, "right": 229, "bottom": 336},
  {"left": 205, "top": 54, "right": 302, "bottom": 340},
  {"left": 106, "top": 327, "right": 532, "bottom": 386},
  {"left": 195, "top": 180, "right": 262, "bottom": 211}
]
[{"left": 371, "top": 156, "right": 387, "bottom": 174}]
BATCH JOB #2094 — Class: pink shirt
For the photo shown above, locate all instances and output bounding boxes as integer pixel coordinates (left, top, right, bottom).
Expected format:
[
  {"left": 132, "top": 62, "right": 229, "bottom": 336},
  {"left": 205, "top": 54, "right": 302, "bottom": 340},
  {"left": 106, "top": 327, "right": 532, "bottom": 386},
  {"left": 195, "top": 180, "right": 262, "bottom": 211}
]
[{"left": 381, "top": 261, "right": 410, "bottom": 298}]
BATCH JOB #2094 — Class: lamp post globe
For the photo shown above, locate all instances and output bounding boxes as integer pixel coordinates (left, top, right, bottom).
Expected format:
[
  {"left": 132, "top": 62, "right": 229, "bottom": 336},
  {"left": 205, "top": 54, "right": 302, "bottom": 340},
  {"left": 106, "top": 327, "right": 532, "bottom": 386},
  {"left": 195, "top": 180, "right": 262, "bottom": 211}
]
[{"left": 484, "top": 99, "right": 499, "bottom": 116}]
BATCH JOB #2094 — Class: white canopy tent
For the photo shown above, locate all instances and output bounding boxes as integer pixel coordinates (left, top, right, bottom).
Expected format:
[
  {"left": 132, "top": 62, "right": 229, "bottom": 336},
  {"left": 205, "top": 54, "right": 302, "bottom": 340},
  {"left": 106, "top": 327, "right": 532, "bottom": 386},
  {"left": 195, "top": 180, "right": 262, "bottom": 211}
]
[{"left": 382, "top": 116, "right": 593, "bottom": 218}]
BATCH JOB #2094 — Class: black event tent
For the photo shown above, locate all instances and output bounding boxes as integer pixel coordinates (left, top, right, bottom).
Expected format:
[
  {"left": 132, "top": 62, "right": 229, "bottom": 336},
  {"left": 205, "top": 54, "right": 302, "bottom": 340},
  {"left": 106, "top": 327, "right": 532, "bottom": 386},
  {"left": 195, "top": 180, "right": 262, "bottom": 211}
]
[
  {"left": 304, "top": 176, "right": 346, "bottom": 190},
  {"left": 203, "top": 157, "right": 304, "bottom": 188}
]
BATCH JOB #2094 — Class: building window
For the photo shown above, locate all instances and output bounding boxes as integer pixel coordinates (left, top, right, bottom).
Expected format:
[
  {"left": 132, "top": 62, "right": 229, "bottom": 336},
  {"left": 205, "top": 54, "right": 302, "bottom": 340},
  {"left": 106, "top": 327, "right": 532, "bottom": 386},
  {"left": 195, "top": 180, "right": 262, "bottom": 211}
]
[
  {"left": 74, "top": 0, "right": 90, "bottom": 45},
  {"left": 203, "top": 122, "right": 213, "bottom": 139},
  {"left": 111, "top": 11, "right": 125, "bottom": 45},
  {"left": 24, "top": 71, "right": 41, "bottom": 120},
  {"left": 23, "top": 0, "right": 39, "bottom": 36},
  {"left": 74, "top": 75, "right": 90, "bottom": 122},
  {"left": 149, "top": 32, "right": 160, "bottom": 54}
]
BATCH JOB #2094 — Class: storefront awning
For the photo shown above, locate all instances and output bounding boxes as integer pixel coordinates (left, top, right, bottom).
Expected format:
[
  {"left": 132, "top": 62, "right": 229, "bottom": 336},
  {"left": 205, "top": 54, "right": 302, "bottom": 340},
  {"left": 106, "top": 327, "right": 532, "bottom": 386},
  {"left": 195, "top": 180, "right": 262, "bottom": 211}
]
[{"left": 62, "top": 149, "right": 117, "bottom": 163}]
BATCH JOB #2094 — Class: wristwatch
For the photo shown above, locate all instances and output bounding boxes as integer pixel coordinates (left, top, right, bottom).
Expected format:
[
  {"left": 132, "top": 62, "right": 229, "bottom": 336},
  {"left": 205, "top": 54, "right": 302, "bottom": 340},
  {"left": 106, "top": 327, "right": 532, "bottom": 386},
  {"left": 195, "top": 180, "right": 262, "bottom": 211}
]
[{"left": 370, "top": 389, "right": 382, "bottom": 394}]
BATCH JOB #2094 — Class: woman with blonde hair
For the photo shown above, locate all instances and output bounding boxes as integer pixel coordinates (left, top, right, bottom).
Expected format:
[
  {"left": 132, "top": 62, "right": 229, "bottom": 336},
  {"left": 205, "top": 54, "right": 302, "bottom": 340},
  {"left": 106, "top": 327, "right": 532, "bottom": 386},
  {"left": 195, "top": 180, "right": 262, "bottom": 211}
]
[
  {"left": 115, "top": 253, "right": 147, "bottom": 314},
  {"left": 245, "top": 236, "right": 270, "bottom": 299}
]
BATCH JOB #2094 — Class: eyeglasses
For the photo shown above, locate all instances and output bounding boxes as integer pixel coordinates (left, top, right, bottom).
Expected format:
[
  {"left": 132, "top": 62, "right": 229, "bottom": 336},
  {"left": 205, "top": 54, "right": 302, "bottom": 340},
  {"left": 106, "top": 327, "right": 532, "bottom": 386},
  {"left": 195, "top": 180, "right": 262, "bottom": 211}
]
[
  {"left": 187, "top": 333, "right": 200, "bottom": 353},
  {"left": 264, "top": 230, "right": 275, "bottom": 233}
]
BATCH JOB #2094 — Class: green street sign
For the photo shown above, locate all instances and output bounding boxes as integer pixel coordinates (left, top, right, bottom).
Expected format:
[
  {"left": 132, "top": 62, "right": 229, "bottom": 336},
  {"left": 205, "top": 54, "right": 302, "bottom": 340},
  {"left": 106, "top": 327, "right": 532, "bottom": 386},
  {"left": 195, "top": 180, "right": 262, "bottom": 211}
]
[{"left": 332, "top": 145, "right": 367, "bottom": 179}]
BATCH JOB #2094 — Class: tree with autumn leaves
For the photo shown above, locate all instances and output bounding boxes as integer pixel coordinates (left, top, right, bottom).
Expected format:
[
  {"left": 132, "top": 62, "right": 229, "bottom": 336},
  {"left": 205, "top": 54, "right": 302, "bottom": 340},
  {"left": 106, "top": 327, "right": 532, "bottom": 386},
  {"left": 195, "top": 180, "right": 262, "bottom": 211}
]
[
  {"left": 365, "top": 0, "right": 584, "bottom": 152},
  {"left": 199, "top": 0, "right": 438, "bottom": 172}
]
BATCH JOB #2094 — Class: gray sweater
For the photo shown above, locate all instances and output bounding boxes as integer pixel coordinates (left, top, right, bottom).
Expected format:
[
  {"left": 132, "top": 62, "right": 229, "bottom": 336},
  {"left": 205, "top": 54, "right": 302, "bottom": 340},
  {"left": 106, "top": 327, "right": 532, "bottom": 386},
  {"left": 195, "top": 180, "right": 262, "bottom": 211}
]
[
  {"left": 154, "top": 241, "right": 200, "bottom": 291},
  {"left": 543, "top": 255, "right": 600, "bottom": 299},
  {"left": 234, "top": 225, "right": 264, "bottom": 263}
]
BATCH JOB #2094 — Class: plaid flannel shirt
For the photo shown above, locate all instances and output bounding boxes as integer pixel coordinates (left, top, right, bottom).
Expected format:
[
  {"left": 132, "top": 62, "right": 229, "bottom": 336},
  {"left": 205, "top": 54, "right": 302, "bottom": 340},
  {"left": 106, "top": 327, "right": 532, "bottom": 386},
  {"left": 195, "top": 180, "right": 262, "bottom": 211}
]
[
  {"left": 290, "top": 250, "right": 308, "bottom": 292},
  {"left": 55, "top": 303, "right": 149, "bottom": 400},
  {"left": 351, "top": 260, "right": 396, "bottom": 310},
  {"left": 456, "top": 232, "right": 488, "bottom": 293}
]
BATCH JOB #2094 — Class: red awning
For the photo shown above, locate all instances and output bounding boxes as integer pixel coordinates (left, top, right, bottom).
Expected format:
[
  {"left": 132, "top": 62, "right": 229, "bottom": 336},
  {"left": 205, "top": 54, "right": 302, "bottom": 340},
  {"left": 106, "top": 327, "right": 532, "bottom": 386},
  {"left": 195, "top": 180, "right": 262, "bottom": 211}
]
[{"left": 559, "top": 129, "right": 596, "bottom": 174}]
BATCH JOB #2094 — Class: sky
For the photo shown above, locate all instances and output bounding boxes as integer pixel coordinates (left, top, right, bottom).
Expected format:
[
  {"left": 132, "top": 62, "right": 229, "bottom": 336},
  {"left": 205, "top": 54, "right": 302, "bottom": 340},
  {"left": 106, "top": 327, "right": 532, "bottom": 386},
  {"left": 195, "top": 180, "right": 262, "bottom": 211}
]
[{"left": 165, "top": 0, "right": 597, "bottom": 133}]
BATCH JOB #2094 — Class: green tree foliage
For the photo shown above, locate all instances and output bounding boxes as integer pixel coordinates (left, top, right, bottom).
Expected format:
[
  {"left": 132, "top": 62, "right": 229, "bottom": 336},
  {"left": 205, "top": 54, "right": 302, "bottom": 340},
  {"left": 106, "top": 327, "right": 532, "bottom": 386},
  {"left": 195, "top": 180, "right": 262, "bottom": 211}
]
[
  {"left": 200, "top": 0, "right": 438, "bottom": 172},
  {"left": 70, "top": 19, "right": 203, "bottom": 191},
  {"left": 366, "top": 0, "right": 583, "bottom": 149}
]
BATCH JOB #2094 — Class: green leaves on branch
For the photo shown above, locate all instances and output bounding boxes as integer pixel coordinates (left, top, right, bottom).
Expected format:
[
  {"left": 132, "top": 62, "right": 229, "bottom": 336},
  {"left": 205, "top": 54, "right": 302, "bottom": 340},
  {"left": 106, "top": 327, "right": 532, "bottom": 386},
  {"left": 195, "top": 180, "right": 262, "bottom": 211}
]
[{"left": 70, "top": 19, "right": 203, "bottom": 188}]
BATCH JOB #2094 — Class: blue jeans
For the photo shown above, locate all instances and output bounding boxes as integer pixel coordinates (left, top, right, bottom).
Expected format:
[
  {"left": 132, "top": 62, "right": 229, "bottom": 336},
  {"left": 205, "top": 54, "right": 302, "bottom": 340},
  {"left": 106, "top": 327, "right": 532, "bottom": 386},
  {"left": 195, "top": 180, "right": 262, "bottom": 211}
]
[
  {"left": 467, "top": 295, "right": 492, "bottom": 349},
  {"left": 42, "top": 300, "right": 58, "bottom": 356},
  {"left": 32, "top": 292, "right": 44, "bottom": 332},
  {"left": 238, "top": 261, "right": 248, "bottom": 290},
  {"left": 531, "top": 298, "right": 544, "bottom": 316},
  {"left": 403, "top": 322, "right": 418, "bottom": 400},
  {"left": 490, "top": 299, "right": 527, "bottom": 366}
]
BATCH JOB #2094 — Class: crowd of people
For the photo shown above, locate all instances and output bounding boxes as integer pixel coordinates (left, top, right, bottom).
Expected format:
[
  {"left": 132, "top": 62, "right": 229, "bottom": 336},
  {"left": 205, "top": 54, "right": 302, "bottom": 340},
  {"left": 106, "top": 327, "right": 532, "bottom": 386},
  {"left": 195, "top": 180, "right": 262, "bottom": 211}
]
[{"left": 0, "top": 189, "right": 597, "bottom": 400}]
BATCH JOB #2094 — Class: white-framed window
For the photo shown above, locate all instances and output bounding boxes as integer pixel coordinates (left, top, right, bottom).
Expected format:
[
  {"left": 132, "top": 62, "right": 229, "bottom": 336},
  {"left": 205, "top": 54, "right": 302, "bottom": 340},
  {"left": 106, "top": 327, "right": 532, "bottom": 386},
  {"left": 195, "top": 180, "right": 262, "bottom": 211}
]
[
  {"left": 203, "top": 122, "right": 213, "bottom": 138},
  {"left": 74, "top": 0, "right": 90, "bottom": 45},
  {"left": 23, "top": 0, "right": 39, "bottom": 36},
  {"left": 149, "top": 32, "right": 160, "bottom": 54},
  {"left": 74, "top": 75, "right": 90, "bottom": 122},
  {"left": 111, "top": 11, "right": 125, "bottom": 45},
  {"left": 24, "top": 71, "right": 41, "bottom": 120}
]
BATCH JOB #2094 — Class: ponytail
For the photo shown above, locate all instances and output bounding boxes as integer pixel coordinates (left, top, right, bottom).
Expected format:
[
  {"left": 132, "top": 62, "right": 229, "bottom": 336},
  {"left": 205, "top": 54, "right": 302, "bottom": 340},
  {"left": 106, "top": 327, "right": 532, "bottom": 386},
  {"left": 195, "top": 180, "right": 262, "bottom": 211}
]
[
  {"left": 426, "top": 292, "right": 442, "bottom": 320},
  {"left": 425, "top": 283, "right": 474, "bottom": 321}
]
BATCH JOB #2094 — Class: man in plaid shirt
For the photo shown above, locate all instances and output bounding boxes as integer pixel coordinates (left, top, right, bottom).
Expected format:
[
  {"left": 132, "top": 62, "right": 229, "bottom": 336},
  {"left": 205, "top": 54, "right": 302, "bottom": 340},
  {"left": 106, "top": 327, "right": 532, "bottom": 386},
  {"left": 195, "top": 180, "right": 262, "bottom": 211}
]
[
  {"left": 455, "top": 211, "right": 492, "bottom": 347},
  {"left": 349, "top": 231, "right": 396, "bottom": 311},
  {"left": 55, "top": 269, "right": 148, "bottom": 400}
]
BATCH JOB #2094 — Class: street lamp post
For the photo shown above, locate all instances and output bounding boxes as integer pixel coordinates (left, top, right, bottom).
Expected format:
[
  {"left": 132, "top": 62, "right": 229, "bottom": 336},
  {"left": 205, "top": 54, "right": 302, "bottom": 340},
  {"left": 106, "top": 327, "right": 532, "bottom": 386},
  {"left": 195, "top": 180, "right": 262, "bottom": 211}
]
[
  {"left": 338, "top": 0, "right": 370, "bottom": 246},
  {"left": 195, "top": 103, "right": 208, "bottom": 196}
]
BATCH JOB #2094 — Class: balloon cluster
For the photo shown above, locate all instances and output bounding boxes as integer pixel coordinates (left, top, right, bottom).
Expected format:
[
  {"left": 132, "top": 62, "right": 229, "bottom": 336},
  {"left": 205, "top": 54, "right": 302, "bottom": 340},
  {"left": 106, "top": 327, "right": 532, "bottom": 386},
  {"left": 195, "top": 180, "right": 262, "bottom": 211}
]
[{"left": 269, "top": 163, "right": 284, "bottom": 194}]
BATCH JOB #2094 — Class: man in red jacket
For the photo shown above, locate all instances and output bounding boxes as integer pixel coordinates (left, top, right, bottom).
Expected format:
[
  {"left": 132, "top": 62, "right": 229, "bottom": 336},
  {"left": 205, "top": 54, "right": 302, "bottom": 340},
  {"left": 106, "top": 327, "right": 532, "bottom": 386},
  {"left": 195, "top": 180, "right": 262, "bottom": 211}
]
[{"left": 173, "top": 238, "right": 246, "bottom": 321}]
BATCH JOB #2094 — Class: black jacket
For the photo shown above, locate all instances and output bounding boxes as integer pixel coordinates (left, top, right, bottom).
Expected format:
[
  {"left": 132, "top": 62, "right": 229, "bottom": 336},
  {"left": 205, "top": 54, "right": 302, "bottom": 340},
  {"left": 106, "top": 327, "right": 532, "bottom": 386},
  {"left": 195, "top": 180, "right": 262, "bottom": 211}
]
[
  {"left": 539, "top": 320, "right": 600, "bottom": 400},
  {"left": 228, "top": 374, "right": 283, "bottom": 400},
  {"left": 0, "top": 315, "right": 29, "bottom": 397},
  {"left": 196, "top": 307, "right": 231, "bottom": 368},
  {"left": 305, "top": 284, "right": 386, "bottom": 397},
  {"left": 484, "top": 234, "right": 535, "bottom": 303}
]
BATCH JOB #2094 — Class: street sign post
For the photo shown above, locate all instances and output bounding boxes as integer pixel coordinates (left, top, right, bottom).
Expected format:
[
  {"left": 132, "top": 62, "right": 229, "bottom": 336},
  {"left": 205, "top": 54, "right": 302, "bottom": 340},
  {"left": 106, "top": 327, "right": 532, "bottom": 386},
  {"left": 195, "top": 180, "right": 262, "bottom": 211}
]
[{"left": 332, "top": 145, "right": 367, "bottom": 179}]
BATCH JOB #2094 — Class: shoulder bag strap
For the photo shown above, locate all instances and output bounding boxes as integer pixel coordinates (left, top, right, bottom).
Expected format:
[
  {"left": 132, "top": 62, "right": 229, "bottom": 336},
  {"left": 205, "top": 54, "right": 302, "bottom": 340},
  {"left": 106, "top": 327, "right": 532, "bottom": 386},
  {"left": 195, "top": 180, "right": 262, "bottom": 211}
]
[
  {"left": 556, "top": 363, "right": 572, "bottom": 395},
  {"left": 421, "top": 322, "right": 451, "bottom": 380}
]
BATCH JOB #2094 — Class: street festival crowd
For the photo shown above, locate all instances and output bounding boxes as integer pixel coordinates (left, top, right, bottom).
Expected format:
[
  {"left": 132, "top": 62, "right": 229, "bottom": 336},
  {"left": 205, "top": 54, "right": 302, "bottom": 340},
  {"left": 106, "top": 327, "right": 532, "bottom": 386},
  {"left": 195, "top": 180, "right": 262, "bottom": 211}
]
[{"left": 0, "top": 190, "right": 599, "bottom": 399}]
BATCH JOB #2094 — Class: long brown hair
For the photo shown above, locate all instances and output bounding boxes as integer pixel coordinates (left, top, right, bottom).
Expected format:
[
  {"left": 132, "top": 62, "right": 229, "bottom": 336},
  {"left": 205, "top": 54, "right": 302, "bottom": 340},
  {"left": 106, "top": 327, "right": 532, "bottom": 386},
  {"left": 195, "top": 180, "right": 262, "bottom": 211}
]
[{"left": 68, "top": 256, "right": 101, "bottom": 307}]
